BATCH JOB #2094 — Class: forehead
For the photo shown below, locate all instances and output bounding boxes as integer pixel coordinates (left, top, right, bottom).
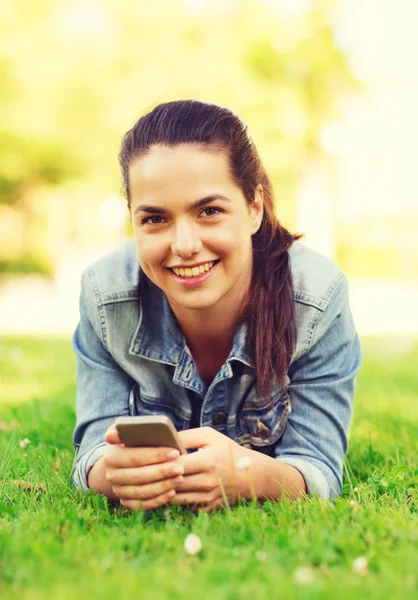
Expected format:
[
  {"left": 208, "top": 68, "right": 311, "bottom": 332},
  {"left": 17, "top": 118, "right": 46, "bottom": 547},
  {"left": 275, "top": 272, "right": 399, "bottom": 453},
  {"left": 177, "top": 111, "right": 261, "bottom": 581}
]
[{"left": 128, "top": 144, "right": 235, "bottom": 199}]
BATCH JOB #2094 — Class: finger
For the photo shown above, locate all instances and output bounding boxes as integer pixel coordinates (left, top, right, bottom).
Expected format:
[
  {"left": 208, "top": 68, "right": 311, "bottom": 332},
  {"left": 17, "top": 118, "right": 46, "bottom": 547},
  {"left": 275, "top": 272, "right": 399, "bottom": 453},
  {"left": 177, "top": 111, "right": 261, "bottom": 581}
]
[
  {"left": 174, "top": 473, "right": 216, "bottom": 494},
  {"left": 174, "top": 479, "right": 236, "bottom": 505},
  {"left": 113, "top": 475, "right": 183, "bottom": 501},
  {"left": 104, "top": 445, "right": 180, "bottom": 468},
  {"left": 200, "top": 500, "right": 223, "bottom": 513},
  {"left": 107, "top": 461, "right": 185, "bottom": 486},
  {"left": 121, "top": 488, "right": 176, "bottom": 512},
  {"left": 105, "top": 424, "right": 121, "bottom": 445},
  {"left": 178, "top": 426, "right": 214, "bottom": 450},
  {"left": 169, "top": 491, "right": 213, "bottom": 506},
  {"left": 177, "top": 447, "right": 214, "bottom": 476}
]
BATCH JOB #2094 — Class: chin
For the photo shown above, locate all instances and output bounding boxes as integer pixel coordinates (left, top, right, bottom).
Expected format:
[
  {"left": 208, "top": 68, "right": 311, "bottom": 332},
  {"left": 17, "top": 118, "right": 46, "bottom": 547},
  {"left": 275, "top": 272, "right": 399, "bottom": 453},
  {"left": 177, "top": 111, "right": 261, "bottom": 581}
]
[{"left": 172, "top": 292, "right": 221, "bottom": 312}]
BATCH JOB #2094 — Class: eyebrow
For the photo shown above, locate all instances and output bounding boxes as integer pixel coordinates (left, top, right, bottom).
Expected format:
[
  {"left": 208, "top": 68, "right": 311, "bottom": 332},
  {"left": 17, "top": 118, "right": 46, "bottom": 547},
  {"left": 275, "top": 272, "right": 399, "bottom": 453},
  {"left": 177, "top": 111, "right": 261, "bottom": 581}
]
[{"left": 132, "top": 194, "right": 232, "bottom": 215}]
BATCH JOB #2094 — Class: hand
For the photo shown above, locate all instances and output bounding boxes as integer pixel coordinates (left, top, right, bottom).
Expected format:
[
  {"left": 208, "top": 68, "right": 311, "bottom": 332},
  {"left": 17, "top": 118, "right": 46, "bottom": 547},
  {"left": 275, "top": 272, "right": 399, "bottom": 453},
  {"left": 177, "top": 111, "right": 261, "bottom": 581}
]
[
  {"left": 170, "top": 427, "right": 253, "bottom": 512},
  {"left": 103, "top": 425, "right": 185, "bottom": 511}
]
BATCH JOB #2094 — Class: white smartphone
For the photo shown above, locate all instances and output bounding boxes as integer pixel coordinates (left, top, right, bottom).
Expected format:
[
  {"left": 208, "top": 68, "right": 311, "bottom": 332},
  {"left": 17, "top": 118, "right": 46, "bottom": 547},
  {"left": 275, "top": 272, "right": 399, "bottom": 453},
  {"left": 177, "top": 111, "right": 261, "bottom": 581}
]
[{"left": 114, "top": 415, "right": 187, "bottom": 455}]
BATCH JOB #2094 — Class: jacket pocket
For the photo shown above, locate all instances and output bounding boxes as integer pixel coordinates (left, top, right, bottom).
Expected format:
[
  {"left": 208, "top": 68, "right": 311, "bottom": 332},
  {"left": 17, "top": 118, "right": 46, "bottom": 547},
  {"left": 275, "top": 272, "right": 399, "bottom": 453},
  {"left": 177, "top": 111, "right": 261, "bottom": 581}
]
[
  {"left": 237, "top": 390, "right": 291, "bottom": 456},
  {"left": 133, "top": 386, "right": 189, "bottom": 432}
]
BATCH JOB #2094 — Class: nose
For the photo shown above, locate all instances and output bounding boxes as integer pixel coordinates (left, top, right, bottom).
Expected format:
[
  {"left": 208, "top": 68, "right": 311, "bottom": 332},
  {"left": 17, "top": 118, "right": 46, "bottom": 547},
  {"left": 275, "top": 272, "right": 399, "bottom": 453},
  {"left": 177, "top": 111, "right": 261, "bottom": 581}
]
[{"left": 171, "top": 221, "right": 202, "bottom": 258}]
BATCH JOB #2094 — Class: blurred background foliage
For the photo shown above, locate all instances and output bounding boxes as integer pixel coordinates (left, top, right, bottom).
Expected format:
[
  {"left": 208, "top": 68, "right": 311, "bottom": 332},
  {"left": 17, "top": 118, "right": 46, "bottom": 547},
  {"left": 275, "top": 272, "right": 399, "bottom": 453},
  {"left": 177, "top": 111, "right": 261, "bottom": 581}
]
[
  {"left": 0, "top": 0, "right": 359, "bottom": 275},
  {"left": 0, "top": 0, "right": 416, "bottom": 284}
]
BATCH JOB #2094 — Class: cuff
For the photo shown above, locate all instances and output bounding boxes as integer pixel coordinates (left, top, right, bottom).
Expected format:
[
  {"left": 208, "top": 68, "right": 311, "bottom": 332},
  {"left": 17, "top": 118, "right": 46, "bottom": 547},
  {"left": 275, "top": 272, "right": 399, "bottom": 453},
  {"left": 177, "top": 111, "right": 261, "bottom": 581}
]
[
  {"left": 72, "top": 443, "right": 107, "bottom": 490},
  {"left": 276, "top": 457, "right": 330, "bottom": 499}
]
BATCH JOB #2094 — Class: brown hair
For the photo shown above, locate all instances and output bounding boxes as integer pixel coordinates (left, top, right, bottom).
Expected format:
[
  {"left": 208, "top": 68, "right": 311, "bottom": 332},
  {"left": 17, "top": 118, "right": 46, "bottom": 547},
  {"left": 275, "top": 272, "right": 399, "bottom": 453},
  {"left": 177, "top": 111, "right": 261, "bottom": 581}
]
[{"left": 119, "top": 100, "right": 301, "bottom": 397}]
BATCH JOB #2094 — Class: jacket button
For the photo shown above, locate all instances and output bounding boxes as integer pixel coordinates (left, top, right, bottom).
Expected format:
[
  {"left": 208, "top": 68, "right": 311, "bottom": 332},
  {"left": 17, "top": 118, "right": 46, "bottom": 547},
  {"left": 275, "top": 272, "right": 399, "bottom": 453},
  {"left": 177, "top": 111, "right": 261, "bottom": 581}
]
[
  {"left": 213, "top": 412, "right": 227, "bottom": 426},
  {"left": 257, "top": 419, "right": 270, "bottom": 439},
  {"left": 183, "top": 365, "right": 193, "bottom": 382}
]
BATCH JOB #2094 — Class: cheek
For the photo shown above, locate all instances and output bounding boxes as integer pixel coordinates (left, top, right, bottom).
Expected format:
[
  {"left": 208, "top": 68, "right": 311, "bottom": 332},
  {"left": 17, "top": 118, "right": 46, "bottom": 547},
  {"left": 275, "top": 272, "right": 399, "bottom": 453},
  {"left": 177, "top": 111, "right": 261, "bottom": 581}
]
[
  {"left": 135, "top": 234, "right": 166, "bottom": 267},
  {"left": 207, "top": 224, "right": 251, "bottom": 254},
  {"left": 215, "top": 230, "right": 252, "bottom": 262}
]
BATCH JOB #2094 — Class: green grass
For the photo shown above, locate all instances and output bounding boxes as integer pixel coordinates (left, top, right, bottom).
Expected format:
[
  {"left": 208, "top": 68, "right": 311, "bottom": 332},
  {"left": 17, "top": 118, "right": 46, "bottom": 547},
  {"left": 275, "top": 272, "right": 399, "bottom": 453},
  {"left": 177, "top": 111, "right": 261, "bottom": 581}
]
[{"left": 0, "top": 335, "right": 417, "bottom": 600}]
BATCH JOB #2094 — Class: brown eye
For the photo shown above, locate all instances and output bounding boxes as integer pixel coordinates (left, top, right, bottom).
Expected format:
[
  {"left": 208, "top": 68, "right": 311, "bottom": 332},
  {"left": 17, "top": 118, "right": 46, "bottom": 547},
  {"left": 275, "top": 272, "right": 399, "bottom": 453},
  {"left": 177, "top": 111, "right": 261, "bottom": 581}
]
[
  {"left": 201, "top": 207, "right": 222, "bottom": 217},
  {"left": 142, "top": 215, "right": 165, "bottom": 225}
]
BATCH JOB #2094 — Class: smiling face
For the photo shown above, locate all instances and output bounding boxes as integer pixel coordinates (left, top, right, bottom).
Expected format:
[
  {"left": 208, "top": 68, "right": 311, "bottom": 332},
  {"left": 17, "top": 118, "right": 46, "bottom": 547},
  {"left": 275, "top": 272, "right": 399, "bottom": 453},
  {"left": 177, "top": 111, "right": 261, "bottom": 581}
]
[{"left": 129, "top": 144, "right": 263, "bottom": 317}]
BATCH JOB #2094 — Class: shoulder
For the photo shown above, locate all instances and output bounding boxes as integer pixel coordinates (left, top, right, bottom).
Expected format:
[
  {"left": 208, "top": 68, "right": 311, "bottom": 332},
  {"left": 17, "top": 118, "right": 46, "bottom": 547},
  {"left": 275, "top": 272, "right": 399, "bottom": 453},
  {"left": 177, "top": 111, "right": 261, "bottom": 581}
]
[
  {"left": 288, "top": 242, "right": 351, "bottom": 360},
  {"left": 81, "top": 240, "right": 140, "bottom": 305},
  {"left": 288, "top": 241, "right": 346, "bottom": 312}
]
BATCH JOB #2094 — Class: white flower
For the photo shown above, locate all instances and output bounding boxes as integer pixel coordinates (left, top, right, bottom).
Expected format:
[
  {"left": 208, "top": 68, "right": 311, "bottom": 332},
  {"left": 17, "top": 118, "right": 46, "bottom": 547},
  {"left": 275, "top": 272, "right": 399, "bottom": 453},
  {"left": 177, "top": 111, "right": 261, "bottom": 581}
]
[
  {"left": 293, "top": 566, "right": 316, "bottom": 585},
  {"left": 184, "top": 533, "right": 202, "bottom": 556},
  {"left": 352, "top": 556, "right": 368, "bottom": 575},
  {"left": 19, "top": 438, "right": 31, "bottom": 449},
  {"left": 353, "top": 487, "right": 359, "bottom": 492},
  {"left": 350, "top": 500, "right": 360, "bottom": 511},
  {"left": 236, "top": 456, "right": 252, "bottom": 470}
]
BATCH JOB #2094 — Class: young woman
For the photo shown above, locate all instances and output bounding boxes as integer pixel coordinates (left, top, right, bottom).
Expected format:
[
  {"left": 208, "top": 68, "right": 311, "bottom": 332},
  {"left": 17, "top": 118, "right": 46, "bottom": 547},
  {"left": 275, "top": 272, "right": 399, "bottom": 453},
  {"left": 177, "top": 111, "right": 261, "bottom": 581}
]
[{"left": 72, "top": 100, "right": 361, "bottom": 512}]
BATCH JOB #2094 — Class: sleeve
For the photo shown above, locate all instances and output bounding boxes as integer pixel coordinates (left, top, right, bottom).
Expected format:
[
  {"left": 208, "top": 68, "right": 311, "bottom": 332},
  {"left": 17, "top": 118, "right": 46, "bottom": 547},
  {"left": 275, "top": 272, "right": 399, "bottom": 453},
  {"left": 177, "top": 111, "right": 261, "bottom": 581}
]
[
  {"left": 275, "top": 276, "right": 362, "bottom": 500},
  {"left": 71, "top": 269, "right": 135, "bottom": 490}
]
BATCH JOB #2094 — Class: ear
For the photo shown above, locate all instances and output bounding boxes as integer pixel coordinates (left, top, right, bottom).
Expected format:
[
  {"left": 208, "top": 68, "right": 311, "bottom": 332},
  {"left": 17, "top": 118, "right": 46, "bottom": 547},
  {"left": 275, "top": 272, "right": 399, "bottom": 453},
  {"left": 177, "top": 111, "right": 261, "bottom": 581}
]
[{"left": 250, "top": 184, "right": 264, "bottom": 235}]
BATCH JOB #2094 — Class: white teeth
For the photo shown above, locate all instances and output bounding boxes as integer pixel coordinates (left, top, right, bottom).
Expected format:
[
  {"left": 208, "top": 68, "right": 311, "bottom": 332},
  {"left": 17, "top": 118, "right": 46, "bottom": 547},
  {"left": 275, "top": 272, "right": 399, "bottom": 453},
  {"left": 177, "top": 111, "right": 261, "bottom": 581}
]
[{"left": 171, "top": 261, "right": 216, "bottom": 278}]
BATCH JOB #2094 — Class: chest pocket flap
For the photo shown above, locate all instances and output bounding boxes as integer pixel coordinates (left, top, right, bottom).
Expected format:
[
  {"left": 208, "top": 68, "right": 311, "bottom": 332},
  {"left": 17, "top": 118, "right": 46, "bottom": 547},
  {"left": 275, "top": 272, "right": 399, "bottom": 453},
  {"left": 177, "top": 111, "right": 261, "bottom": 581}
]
[{"left": 237, "top": 386, "right": 291, "bottom": 455}]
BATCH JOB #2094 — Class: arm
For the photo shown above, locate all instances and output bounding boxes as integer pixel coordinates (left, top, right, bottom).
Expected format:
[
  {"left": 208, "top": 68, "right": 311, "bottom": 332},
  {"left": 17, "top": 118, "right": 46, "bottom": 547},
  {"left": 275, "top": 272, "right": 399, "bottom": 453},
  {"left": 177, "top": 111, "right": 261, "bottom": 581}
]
[
  {"left": 87, "top": 456, "right": 118, "bottom": 499},
  {"left": 72, "top": 271, "right": 184, "bottom": 508},
  {"left": 72, "top": 269, "right": 135, "bottom": 493},
  {"left": 167, "top": 427, "right": 306, "bottom": 510},
  {"left": 274, "top": 276, "right": 362, "bottom": 499},
  {"left": 240, "top": 448, "right": 307, "bottom": 501}
]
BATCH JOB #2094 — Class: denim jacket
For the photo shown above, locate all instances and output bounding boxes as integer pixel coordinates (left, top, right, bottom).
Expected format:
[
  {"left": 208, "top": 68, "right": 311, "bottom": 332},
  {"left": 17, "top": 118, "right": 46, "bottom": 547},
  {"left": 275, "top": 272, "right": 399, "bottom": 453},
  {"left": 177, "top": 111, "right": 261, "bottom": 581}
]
[{"left": 72, "top": 240, "right": 361, "bottom": 499}]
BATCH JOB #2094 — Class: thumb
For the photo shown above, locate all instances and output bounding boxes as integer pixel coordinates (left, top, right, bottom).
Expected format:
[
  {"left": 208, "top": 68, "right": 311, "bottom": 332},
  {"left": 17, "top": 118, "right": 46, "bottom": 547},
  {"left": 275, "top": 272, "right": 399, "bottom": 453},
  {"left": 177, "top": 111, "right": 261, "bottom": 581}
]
[
  {"left": 105, "top": 424, "right": 122, "bottom": 445},
  {"left": 178, "top": 426, "right": 214, "bottom": 450}
]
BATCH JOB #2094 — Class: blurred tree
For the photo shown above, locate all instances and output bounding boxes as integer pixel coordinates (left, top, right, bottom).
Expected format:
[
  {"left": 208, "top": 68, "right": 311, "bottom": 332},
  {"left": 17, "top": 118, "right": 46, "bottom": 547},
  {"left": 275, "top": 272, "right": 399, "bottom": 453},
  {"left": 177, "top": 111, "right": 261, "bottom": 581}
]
[
  {"left": 233, "top": 0, "right": 359, "bottom": 215},
  {"left": 0, "top": 0, "right": 357, "bottom": 271}
]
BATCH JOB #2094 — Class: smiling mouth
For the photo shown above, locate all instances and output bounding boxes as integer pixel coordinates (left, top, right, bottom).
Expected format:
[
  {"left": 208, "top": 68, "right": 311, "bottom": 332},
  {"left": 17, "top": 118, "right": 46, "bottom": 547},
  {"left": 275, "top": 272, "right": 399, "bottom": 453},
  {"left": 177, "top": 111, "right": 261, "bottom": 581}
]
[{"left": 168, "top": 260, "right": 220, "bottom": 279}]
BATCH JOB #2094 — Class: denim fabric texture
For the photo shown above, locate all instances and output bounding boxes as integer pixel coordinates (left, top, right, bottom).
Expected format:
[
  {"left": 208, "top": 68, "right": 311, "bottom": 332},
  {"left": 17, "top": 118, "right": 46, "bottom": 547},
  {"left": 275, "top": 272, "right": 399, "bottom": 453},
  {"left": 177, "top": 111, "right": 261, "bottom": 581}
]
[{"left": 72, "top": 240, "right": 361, "bottom": 500}]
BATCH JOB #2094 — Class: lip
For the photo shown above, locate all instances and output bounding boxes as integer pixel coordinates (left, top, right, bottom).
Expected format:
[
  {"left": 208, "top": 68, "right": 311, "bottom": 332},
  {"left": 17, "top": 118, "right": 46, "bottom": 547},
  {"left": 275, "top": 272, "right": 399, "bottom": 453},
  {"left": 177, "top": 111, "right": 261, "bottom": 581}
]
[{"left": 168, "top": 260, "right": 220, "bottom": 287}]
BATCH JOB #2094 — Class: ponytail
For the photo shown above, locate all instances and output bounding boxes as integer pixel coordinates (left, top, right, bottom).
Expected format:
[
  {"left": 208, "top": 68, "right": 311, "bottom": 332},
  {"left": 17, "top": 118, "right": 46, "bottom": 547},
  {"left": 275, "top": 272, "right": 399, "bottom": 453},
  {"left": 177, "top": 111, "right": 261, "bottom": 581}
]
[{"left": 244, "top": 177, "right": 302, "bottom": 398}]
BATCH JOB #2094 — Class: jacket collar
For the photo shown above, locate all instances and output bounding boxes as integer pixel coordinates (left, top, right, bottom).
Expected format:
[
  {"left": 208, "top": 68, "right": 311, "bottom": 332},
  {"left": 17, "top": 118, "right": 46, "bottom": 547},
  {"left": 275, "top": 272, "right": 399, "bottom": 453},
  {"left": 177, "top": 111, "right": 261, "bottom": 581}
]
[{"left": 129, "top": 271, "right": 253, "bottom": 368}]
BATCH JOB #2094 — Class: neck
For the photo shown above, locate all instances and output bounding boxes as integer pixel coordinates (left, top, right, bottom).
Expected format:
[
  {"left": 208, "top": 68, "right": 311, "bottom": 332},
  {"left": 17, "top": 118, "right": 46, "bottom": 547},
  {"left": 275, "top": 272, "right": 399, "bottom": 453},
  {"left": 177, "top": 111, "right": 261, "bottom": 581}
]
[
  {"left": 169, "top": 279, "right": 249, "bottom": 356},
  {"left": 174, "top": 298, "right": 241, "bottom": 353}
]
